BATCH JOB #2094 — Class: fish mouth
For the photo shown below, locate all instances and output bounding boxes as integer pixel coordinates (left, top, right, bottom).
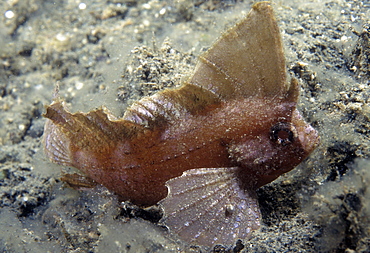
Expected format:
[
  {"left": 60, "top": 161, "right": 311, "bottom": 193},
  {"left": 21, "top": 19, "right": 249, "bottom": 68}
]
[
  {"left": 292, "top": 109, "right": 320, "bottom": 156},
  {"left": 301, "top": 123, "right": 320, "bottom": 154}
]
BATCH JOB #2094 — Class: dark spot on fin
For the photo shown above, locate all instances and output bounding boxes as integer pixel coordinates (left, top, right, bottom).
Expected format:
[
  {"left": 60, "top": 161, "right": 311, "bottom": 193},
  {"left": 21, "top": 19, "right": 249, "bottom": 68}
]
[{"left": 159, "top": 167, "right": 261, "bottom": 248}]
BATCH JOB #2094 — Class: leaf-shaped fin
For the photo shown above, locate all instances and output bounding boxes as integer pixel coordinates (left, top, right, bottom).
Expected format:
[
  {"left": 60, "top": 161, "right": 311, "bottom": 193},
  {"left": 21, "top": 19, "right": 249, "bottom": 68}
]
[
  {"left": 123, "top": 83, "right": 220, "bottom": 128},
  {"left": 189, "top": 2, "right": 287, "bottom": 99},
  {"left": 159, "top": 167, "right": 261, "bottom": 248},
  {"left": 43, "top": 101, "right": 143, "bottom": 165},
  {"left": 123, "top": 2, "right": 287, "bottom": 128},
  {"left": 43, "top": 119, "right": 73, "bottom": 166}
]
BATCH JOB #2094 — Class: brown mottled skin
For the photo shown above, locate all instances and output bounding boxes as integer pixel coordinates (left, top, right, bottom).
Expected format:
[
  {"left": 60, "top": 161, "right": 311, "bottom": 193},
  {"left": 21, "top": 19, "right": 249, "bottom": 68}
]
[{"left": 44, "top": 78, "right": 317, "bottom": 207}]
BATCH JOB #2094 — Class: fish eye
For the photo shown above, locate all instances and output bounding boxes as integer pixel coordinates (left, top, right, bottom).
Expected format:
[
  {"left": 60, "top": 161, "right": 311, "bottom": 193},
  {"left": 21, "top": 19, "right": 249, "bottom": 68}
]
[{"left": 270, "top": 122, "right": 297, "bottom": 146}]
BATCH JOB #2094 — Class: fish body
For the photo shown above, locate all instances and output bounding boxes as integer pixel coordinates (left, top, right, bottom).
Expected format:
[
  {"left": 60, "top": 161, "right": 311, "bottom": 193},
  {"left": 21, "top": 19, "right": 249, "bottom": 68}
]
[
  {"left": 43, "top": 1, "right": 319, "bottom": 248},
  {"left": 44, "top": 93, "right": 306, "bottom": 206}
]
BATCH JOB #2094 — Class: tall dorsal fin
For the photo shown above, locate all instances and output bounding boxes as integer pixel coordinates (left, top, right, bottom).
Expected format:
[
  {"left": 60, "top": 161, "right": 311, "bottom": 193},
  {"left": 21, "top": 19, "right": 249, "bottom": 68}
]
[
  {"left": 124, "top": 2, "right": 289, "bottom": 129},
  {"left": 189, "top": 1, "right": 287, "bottom": 99}
]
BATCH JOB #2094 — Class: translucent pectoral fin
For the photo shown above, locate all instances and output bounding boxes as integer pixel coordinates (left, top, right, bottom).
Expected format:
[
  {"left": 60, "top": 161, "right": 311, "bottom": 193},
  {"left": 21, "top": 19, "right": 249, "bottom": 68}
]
[{"left": 159, "top": 167, "right": 261, "bottom": 248}]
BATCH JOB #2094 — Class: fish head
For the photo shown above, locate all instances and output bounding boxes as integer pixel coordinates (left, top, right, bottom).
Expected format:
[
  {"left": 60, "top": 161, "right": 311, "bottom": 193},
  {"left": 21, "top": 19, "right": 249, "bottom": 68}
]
[
  {"left": 228, "top": 102, "right": 319, "bottom": 188},
  {"left": 259, "top": 108, "right": 319, "bottom": 185}
]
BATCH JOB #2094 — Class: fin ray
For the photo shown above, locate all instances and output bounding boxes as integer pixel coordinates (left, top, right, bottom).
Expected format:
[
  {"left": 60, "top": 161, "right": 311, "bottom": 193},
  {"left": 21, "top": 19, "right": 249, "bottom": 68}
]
[
  {"left": 160, "top": 167, "right": 261, "bottom": 247},
  {"left": 43, "top": 120, "right": 73, "bottom": 166},
  {"left": 123, "top": 83, "right": 220, "bottom": 128}
]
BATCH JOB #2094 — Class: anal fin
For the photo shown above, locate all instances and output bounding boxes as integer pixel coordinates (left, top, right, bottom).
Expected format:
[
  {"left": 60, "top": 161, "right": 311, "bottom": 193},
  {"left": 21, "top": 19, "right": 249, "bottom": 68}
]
[
  {"left": 60, "top": 173, "right": 97, "bottom": 189},
  {"left": 159, "top": 167, "right": 261, "bottom": 248}
]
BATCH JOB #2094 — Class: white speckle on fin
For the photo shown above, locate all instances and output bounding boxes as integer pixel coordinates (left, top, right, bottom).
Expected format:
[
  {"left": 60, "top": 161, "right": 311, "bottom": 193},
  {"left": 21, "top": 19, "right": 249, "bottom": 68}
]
[{"left": 159, "top": 167, "right": 261, "bottom": 248}]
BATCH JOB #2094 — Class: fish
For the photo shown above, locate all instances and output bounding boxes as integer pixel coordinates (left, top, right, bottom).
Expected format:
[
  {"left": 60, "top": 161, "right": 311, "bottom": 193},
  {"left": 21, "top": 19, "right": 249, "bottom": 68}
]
[{"left": 42, "top": 1, "right": 319, "bottom": 248}]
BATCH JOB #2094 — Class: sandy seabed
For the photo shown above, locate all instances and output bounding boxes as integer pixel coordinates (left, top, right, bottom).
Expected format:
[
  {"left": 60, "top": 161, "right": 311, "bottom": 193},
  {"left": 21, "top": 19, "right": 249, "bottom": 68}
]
[{"left": 0, "top": 0, "right": 370, "bottom": 252}]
